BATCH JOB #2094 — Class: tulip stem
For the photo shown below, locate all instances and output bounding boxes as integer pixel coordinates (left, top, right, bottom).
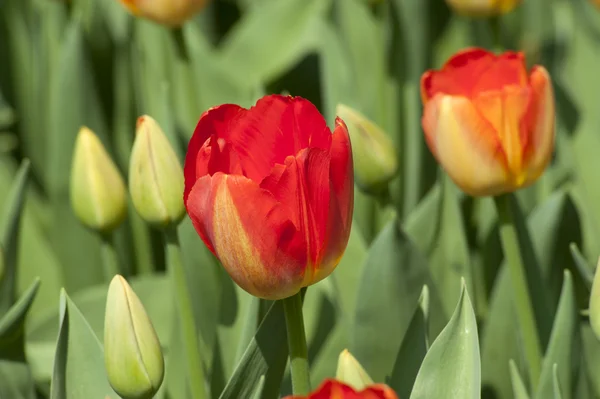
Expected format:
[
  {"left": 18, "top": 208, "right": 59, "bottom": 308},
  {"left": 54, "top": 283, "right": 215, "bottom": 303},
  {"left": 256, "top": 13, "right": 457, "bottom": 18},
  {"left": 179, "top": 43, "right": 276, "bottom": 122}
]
[
  {"left": 283, "top": 291, "right": 311, "bottom": 395},
  {"left": 164, "top": 226, "right": 207, "bottom": 399},
  {"left": 494, "top": 194, "right": 542, "bottom": 388},
  {"left": 100, "top": 234, "right": 120, "bottom": 281}
]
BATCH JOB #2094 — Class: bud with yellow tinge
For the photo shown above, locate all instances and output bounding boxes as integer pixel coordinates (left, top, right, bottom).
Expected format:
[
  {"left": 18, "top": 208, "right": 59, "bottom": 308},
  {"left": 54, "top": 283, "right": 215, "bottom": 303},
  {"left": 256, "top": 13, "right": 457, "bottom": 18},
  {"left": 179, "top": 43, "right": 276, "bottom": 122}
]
[
  {"left": 104, "top": 275, "right": 164, "bottom": 399},
  {"left": 70, "top": 127, "right": 127, "bottom": 233},
  {"left": 445, "top": 0, "right": 522, "bottom": 17},
  {"left": 336, "top": 349, "right": 374, "bottom": 391},
  {"left": 335, "top": 104, "right": 398, "bottom": 195},
  {"left": 118, "top": 0, "right": 211, "bottom": 27},
  {"left": 129, "top": 116, "right": 185, "bottom": 228}
]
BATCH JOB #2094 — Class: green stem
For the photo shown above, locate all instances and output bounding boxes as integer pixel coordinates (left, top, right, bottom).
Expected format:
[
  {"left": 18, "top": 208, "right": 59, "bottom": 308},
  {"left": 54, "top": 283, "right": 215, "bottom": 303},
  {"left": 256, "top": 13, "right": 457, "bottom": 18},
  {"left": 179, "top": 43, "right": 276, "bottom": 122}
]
[
  {"left": 100, "top": 234, "right": 120, "bottom": 281},
  {"left": 164, "top": 227, "right": 206, "bottom": 399},
  {"left": 171, "top": 26, "right": 189, "bottom": 62},
  {"left": 494, "top": 194, "right": 542, "bottom": 387},
  {"left": 282, "top": 291, "right": 310, "bottom": 395},
  {"left": 489, "top": 15, "right": 503, "bottom": 52}
]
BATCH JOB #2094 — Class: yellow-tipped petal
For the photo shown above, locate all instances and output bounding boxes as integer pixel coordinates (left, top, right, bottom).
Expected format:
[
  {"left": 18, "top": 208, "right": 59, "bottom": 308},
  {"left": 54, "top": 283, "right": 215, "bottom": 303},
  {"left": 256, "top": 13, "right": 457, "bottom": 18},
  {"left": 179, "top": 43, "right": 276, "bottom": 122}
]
[{"left": 335, "top": 349, "right": 374, "bottom": 391}]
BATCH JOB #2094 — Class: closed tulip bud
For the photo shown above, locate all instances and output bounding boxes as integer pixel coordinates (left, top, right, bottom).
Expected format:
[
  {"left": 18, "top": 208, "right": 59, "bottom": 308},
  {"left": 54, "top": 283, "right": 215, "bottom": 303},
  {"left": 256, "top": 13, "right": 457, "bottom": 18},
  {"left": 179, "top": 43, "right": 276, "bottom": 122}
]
[
  {"left": 129, "top": 116, "right": 185, "bottom": 228},
  {"left": 336, "top": 349, "right": 374, "bottom": 391},
  {"left": 118, "top": 0, "right": 210, "bottom": 26},
  {"left": 421, "top": 48, "right": 555, "bottom": 197},
  {"left": 283, "top": 379, "right": 398, "bottom": 399},
  {"left": 184, "top": 95, "right": 354, "bottom": 300},
  {"left": 335, "top": 104, "right": 397, "bottom": 195},
  {"left": 104, "top": 275, "right": 164, "bottom": 399},
  {"left": 445, "top": 0, "right": 522, "bottom": 17},
  {"left": 70, "top": 127, "right": 127, "bottom": 233}
]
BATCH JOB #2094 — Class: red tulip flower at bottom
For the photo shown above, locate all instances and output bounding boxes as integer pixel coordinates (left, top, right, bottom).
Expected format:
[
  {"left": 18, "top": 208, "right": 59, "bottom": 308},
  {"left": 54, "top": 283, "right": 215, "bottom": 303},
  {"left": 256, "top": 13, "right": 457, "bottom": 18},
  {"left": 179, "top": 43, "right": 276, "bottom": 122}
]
[
  {"left": 284, "top": 379, "right": 399, "bottom": 399},
  {"left": 184, "top": 95, "right": 354, "bottom": 300}
]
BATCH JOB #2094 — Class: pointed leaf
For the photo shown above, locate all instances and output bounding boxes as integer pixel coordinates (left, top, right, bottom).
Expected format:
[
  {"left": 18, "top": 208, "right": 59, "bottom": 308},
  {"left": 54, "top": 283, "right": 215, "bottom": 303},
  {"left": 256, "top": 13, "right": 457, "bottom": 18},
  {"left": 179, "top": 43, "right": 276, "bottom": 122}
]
[
  {"left": 0, "top": 160, "right": 30, "bottom": 312},
  {"left": 0, "top": 278, "right": 40, "bottom": 360},
  {"left": 352, "top": 219, "right": 445, "bottom": 382},
  {"left": 389, "top": 285, "right": 429, "bottom": 398},
  {"left": 510, "top": 360, "right": 531, "bottom": 399},
  {"left": 410, "top": 281, "right": 480, "bottom": 399},
  {"left": 569, "top": 243, "right": 593, "bottom": 291},
  {"left": 50, "top": 290, "right": 117, "bottom": 398},
  {"left": 553, "top": 364, "right": 563, "bottom": 399},
  {"left": 535, "top": 271, "right": 578, "bottom": 399}
]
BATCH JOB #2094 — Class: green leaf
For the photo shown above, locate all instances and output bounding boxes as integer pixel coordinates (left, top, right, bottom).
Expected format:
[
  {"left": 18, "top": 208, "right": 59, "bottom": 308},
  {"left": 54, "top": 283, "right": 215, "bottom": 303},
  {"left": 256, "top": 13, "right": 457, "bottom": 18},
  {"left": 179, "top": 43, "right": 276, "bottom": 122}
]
[
  {"left": 389, "top": 285, "right": 429, "bottom": 399},
  {"left": 534, "top": 271, "right": 578, "bottom": 399},
  {"left": 218, "top": 0, "right": 329, "bottom": 86},
  {"left": 0, "top": 278, "right": 40, "bottom": 360},
  {"left": 50, "top": 290, "right": 118, "bottom": 399},
  {"left": 410, "top": 280, "right": 480, "bottom": 399},
  {"left": 0, "top": 159, "right": 30, "bottom": 313},
  {"left": 569, "top": 243, "right": 593, "bottom": 291},
  {"left": 218, "top": 301, "right": 288, "bottom": 399},
  {"left": 27, "top": 275, "right": 171, "bottom": 384},
  {"left": 0, "top": 361, "right": 36, "bottom": 399},
  {"left": 352, "top": 219, "right": 445, "bottom": 382},
  {"left": 553, "top": 364, "right": 564, "bottom": 399},
  {"left": 510, "top": 360, "right": 531, "bottom": 399}
]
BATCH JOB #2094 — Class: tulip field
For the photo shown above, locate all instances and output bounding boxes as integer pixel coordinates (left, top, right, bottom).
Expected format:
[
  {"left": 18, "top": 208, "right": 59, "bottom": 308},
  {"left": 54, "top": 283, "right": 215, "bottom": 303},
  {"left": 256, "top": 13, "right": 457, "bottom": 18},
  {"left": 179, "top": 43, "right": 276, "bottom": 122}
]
[{"left": 2, "top": 0, "right": 600, "bottom": 398}]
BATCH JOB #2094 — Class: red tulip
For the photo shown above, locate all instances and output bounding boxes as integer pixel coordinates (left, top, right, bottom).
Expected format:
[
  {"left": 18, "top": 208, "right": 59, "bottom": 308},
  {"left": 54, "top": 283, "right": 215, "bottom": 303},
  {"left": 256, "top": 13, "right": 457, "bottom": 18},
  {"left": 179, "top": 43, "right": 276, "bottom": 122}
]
[
  {"left": 283, "top": 379, "right": 399, "bottom": 399},
  {"left": 184, "top": 95, "right": 354, "bottom": 300},
  {"left": 421, "top": 48, "right": 555, "bottom": 197}
]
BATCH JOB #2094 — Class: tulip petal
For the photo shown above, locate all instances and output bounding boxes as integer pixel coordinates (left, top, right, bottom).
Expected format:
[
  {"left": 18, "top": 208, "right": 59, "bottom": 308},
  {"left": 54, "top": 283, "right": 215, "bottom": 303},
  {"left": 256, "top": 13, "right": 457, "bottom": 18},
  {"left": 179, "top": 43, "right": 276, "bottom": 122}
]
[
  {"left": 472, "top": 85, "right": 531, "bottom": 182},
  {"left": 186, "top": 173, "right": 307, "bottom": 299},
  {"left": 523, "top": 66, "right": 555, "bottom": 183},
  {"left": 422, "top": 94, "right": 510, "bottom": 196},
  {"left": 283, "top": 379, "right": 399, "bottom": 399},
  {"left": 260, "top": 148, "right": 332, "bottom": 284},
  {"left": 320, "top": 118, "right": 354, "bottom": 274}
]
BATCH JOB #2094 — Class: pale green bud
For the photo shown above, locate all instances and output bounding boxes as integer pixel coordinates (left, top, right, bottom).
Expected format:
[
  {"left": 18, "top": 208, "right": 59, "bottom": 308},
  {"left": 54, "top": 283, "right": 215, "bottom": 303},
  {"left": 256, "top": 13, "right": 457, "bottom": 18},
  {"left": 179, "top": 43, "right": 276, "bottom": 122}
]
[
  {"left": 335, "top": 349, "right": 374, "bottom": 391},
  {"left": 589, "top": 257, "right": 600, "bottom": 340},
  {"left": 129, "top": 116, "right": 185, "bottom": 228},
  {"left": 104, "top": 275, "right": 164, "bottom": 399},
  {"left": 70, "top": 127, "right": 127, "bottom": 233},
  {"left": 336, "top": 104, "right": 398, "bottom": 195}
]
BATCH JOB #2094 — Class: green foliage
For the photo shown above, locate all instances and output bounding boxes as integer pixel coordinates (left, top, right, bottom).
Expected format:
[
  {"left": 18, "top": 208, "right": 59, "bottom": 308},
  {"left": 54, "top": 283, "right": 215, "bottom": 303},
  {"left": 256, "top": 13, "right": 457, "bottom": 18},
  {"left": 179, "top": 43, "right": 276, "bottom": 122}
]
[{"left": 0, "top": 0, "right": 599, "bottom": 398}]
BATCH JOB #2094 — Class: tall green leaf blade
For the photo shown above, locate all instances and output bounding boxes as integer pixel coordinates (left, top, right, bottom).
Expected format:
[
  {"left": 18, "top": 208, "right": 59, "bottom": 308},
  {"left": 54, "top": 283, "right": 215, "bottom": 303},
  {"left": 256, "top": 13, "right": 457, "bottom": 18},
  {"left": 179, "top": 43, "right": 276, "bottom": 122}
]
[
  {"left": 534, "top": 271, "right": 578, "bottom": 399},
  {"left": 510, "top": 360, "right": 531, "bottom": 399},
  {"left": 0, "top": 160, "right": 29, "bottom": 312},
  {"left": 49, "top": 290, "right": 118, "bottom": 399},
  {"left": 351, "top": 219, "right": 445, "bottom": 382},
  {"left": 0, "top": 278, "right": 40, "bottom": 360},
  {"left": 410, "top": 281, "right": 480, "bottom": 399}
]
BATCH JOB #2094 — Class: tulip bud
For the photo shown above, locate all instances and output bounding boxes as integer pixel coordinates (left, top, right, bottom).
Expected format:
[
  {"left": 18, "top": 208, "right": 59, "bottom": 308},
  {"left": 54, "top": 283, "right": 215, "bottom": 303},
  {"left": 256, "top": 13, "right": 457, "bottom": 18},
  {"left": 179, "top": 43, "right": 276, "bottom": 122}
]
[
  {"left": 336, "top": 104, "right": 398, "bottom": 195},
  {"left": 589, "top": 257, "right": 600, "bottom": 340},
  {"left": 70, "top": 127, "right": 127, "bottom": 233},
  {"left": 129, "top": 116, "right": 185, "bottom": 229},
  {"left": 336, "top": 349, "right": 374, "bottom": 391},
  {"left": 445, "top": 0, "right": 522, "bottom": 17},
  {"left": 104, "top": 275, "right": 164, "bottom": 399}
]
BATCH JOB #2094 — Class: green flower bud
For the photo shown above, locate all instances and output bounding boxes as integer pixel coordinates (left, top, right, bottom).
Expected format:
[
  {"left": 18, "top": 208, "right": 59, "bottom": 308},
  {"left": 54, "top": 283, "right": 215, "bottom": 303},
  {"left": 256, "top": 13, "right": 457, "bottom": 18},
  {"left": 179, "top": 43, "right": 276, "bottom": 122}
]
[
  {"left": 335, "top": 349, "right": 374, "bottom": 391},
  {"left": 589, "top": 257, "right": 600, "bottom": 340},
  {"left": 70, "top": 127, "right": 127, "bottom": 233},
  {"left": 336, "top": 104, "right": 398, "bottom": 195},
  {"left": 129, "top": 116, "right": 185, "bottom": 228},
  {"left": 104, "top": 275, "right": 164, "bottom": 399}
]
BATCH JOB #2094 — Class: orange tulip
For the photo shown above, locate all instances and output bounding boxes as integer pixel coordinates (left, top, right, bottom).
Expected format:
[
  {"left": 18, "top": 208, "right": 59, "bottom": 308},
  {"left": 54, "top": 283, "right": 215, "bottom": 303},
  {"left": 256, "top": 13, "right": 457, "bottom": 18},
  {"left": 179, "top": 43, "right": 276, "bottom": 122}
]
[
  {"left": 119, "top": 0, "right": 210, "bottom": 26},
  {"left": 420, "top": 48, "right": 555, "bottom": 197},
  {"left": 445, "top": 0, "right": 522, "bottom": 17},
  {"left": 283, "top": 379, "right": 398, "bottom": 399}
]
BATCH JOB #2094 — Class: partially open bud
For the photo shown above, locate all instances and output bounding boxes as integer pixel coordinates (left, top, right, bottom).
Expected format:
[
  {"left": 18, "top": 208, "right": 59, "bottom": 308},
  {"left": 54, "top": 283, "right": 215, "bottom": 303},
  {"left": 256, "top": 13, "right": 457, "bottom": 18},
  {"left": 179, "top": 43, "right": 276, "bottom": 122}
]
[
  {"left": 445, "top": 0, "right": 522, "bottom": 17},
  {"left": 104, "top": 275, "right": 164, "bottom": 399},
  {"left": 336, "top": 104, "right": 398, "bottom": 195},
  {"left": 70, "top": 127, "right": 127, "bottom": 233},
  {"left": 336, "top": 349, "right": 374, "bottom": 391},
  {"left": 129, "top": 116, "right": 185, "bottom": 228}
]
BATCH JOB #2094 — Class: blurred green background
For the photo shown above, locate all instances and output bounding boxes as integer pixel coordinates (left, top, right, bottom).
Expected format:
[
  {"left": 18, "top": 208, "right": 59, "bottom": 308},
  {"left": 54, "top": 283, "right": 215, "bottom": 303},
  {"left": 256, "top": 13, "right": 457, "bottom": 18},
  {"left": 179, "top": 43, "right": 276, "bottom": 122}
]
[{"left": 1, "top": 0, "right": 600, "bottom": 398}]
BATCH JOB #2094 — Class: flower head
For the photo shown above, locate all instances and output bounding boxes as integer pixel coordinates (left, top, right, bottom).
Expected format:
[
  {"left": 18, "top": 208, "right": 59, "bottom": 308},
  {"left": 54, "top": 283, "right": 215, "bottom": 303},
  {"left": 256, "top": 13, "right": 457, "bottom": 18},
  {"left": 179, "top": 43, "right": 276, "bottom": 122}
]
[
  {"left": 283, "top": 379, "right": 398, "bottom": 399},
  {"left": 445, "top": 0, "right": 522, "bottom": 17},
  {"left": 421, "top": 48, "right": 555, "bottom": 196},
  {"left": 184, "top": 95, "right": 354, "bottom": 300},
  {"left": 119, "top": 0, "right": 210, "bottom": 26}
]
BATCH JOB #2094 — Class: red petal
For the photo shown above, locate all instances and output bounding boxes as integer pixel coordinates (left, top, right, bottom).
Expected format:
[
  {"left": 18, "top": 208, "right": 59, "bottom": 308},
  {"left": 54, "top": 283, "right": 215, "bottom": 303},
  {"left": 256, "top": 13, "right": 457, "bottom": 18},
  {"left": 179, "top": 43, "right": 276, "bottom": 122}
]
[
  {"left": 186, "top": 172, "right": 307, "bottom": 299},
  {"left": 422, "top": 48, "right": 528, "bottom": 99},
  {"left": 282, "top": 379, "right": 399, "bottom": 399}
]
